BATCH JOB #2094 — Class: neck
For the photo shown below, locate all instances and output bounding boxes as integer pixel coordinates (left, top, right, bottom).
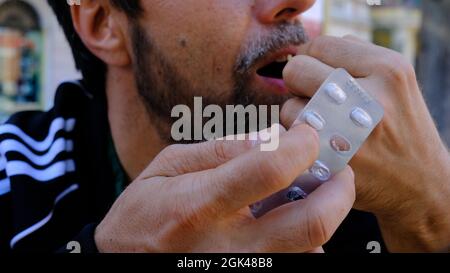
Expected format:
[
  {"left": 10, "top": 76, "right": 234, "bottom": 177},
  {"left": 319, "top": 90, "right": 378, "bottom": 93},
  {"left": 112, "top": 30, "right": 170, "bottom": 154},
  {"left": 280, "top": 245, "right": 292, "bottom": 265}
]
[{"left": 105, "top": 67, "right": 167, "bottom": 181}]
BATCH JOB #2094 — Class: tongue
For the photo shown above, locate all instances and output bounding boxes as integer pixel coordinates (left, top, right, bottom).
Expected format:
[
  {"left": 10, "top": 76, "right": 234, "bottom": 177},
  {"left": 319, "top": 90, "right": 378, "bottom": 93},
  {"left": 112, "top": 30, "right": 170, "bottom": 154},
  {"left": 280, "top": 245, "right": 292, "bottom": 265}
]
[{"left": 257, "top": 61, "right": 287, "bottom": 79}]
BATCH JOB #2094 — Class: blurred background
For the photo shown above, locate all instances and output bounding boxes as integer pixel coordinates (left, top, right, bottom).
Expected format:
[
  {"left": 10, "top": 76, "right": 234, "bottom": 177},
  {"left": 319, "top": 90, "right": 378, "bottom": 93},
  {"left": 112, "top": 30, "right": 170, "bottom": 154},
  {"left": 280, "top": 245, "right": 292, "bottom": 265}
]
[{"left": 0, "top": 0, "right": 448, "bottom": 145}]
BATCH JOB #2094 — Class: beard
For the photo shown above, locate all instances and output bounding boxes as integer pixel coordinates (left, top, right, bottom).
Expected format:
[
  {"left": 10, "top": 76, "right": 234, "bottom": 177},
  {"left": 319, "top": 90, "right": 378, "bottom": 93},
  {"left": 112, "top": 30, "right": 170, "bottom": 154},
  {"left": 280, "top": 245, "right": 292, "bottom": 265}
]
[{"left": 129, "top": 21, "right": 308, "bottom": 143}]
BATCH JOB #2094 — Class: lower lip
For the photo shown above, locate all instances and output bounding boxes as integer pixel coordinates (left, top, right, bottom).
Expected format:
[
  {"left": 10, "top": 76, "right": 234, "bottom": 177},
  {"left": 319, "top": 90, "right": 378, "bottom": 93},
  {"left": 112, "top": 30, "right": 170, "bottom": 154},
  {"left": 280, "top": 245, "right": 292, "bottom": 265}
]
[{"left": 258, "top": 76, "right": 289, "bottom": 94}]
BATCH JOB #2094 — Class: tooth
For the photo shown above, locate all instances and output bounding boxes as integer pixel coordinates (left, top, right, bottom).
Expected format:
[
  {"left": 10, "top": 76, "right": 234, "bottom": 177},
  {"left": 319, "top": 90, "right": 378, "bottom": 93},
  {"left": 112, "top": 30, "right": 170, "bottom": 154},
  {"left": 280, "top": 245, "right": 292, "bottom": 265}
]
[
  {"left": 275, "top": 56, "right": 288, "bottom": 63},
  {"left": 287, "top": 54, "right": 294, "bottom": 62}
]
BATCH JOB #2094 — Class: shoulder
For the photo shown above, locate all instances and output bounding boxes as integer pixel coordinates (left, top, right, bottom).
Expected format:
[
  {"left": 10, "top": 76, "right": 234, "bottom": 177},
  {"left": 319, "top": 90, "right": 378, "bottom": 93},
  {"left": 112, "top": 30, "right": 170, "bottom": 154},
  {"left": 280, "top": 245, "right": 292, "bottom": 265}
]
[
  {"left": 1, "top": 81, "right": 91, "bottom": 141},
  {"left": 0, "top": 81, "right": 91, "bottom": 196},
  {"left": 0, "top": 81, "right": 111, "bottom": 251}
]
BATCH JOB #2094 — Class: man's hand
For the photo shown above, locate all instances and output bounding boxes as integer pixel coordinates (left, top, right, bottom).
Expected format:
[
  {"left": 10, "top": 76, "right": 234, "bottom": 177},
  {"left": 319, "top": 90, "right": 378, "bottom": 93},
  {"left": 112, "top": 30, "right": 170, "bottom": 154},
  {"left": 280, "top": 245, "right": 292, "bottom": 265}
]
[
  {"left": 282, "top": 35, "right": 450, "bottom": 252},
  {"left": 94, "top": 125, "right": 355, "bottom": 252}
]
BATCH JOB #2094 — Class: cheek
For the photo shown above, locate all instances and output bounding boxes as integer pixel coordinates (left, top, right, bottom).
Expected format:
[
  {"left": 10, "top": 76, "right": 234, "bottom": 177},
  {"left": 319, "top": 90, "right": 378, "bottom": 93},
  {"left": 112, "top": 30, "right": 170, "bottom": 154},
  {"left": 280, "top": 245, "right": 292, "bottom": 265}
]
[{"left": 142, "top": 1, "right": 253, "bottom": 89}]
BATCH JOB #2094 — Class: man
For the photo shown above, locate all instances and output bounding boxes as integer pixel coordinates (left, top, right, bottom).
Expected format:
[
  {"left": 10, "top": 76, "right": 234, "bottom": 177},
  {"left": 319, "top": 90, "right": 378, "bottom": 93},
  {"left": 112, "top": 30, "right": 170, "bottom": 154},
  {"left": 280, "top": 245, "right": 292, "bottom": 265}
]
[{"left": 0, "top": 0, "right": 448, "bottom": 253}]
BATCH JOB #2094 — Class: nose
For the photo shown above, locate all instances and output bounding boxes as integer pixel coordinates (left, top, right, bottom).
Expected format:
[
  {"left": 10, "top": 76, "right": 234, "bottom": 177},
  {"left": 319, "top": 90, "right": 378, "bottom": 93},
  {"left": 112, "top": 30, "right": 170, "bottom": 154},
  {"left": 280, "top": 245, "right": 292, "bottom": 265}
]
[{"left": 254, "top": 0, "right": 316, "bottom": 25}]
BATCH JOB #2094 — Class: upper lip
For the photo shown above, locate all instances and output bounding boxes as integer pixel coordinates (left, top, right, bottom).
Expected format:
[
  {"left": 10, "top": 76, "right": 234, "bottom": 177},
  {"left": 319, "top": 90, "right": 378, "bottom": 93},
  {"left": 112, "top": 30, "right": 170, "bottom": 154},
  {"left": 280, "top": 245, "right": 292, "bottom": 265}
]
[{"left": 255, "top": 46, "right": 299, "bottom": 72}]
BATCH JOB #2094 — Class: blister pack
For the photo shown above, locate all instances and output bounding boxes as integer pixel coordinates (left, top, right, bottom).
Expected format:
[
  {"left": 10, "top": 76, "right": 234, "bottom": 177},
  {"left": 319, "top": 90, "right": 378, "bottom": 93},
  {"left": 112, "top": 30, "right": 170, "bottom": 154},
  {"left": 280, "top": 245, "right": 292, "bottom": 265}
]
[{"left": 251, "top": 68, "right": 385, "bottom": 218}]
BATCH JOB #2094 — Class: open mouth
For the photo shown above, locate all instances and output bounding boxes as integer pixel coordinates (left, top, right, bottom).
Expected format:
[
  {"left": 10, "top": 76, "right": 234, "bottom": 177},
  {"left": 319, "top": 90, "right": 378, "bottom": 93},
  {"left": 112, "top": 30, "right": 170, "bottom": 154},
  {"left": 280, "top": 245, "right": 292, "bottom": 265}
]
[{"left": 256, "top": 54, "right": 294, "bottom": 79}]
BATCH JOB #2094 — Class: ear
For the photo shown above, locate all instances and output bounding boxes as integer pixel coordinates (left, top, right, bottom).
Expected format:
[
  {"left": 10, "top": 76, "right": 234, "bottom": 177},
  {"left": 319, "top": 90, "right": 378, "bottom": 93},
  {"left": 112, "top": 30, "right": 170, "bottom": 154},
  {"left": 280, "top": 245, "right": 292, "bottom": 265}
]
[{"left": 70, "top": 0, "right": 130, "bottom": 67}]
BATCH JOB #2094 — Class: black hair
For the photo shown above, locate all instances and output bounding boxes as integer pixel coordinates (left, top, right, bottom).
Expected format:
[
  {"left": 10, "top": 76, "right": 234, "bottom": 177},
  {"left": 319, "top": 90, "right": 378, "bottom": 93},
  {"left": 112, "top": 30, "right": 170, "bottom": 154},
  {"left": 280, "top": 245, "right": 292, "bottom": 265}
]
[{"left": 46, "top": 0, "right": 142, "bottom": 94}]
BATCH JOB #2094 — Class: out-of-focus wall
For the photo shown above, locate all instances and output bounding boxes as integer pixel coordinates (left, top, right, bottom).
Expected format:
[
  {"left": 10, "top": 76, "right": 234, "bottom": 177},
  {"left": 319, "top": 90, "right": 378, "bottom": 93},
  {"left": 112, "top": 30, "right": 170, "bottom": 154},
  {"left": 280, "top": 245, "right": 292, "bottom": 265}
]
[
  {"left": 302, "top": 0, "right": 323, "bottom": 39},
  {"left": 323, "top": 0, "right": 373, "bottom": 41},
  {"left": 417, "top": 1, "right": 450, "bottom": 146},
  {"left": 0, "top": 0, "right": 79, "bottom": 112}
]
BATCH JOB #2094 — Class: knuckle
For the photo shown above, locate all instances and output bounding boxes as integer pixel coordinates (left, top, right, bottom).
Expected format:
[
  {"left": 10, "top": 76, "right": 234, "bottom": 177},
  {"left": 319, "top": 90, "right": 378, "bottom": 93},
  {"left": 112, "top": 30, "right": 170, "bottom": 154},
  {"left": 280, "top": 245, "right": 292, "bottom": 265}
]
[
  {"left": 306, "top": 209, "right": 333, "bottom": 247},
  {"left": 213, "top": 140, "right": 230, "bottom": 162},
  {"left": 155, "top": 144, "right": 189, "bottom": 175},
  {"left": 307, "top": 36, "right": 329, "bottom": 57},
  {"left": 158, "top": 144, "right": 183, "bottom": 160},
  {"left": 376, "top": 52, "right": 416, "bottom": 85},
  {"left": 145, "top": 155, "right": 175, "bottom": 178}
]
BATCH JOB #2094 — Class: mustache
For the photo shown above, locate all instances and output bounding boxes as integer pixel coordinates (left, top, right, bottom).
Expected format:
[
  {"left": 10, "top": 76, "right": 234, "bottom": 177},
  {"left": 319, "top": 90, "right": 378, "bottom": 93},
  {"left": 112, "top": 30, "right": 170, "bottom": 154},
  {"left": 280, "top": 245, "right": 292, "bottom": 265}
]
[{"left": 235, "top": 22, "right": 308, "bottom": 74}]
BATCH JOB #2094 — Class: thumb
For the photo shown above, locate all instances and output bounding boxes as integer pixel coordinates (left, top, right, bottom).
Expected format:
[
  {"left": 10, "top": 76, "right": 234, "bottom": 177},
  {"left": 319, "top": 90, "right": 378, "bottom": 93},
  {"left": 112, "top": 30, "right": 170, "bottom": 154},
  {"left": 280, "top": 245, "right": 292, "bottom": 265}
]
[
  {"left": 140, "top": 124, "right": 287, "bottom": 178},
  {"left": 246, "top": 166, "right": 355, "bottom": 252},
  {"left": 306, "top": 247, "right": 325, "bottom": 253}
]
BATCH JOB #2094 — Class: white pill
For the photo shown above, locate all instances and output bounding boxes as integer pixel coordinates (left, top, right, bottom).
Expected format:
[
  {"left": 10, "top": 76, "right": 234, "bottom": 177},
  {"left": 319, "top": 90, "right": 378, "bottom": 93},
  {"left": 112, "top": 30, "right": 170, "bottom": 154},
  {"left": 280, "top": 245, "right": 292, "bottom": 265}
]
[
  {"left": 304, "top": 111, "right": 325, "bottom": 131},
  {"left": 309, "top": 161, "right": 331, "bottom": 181},
  {"left": 325, "top": 83, "right": 347, "bottom": 104},
  {"left": 350, "top": 108, "right": 373, "bottom": 128}
]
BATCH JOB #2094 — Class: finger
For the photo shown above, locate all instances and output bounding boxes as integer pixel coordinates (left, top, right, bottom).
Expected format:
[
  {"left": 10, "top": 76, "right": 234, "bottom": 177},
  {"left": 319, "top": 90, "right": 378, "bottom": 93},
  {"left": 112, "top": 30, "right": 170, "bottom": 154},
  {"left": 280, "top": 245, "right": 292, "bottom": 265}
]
[
  {"left": 283, "top": 53, "right": 381, "bottom": 105},
  {"left": 247, "top": 167, "right": 355, "bottom": 252},
  {"left": 306, "top": 247, "right": 325, "bottom": 253},
  {"left": 343, "top": 34, "right": 369, "bottom": 44},
  {"left": 298, "top": 36, "right": 381, "bottom": 77},
  {"left": 142, "top": 125, "right": 287, "bottom": 178},
  {"left": 283, "top": 55, "right": 334, "bottom": 98},
  {"left": 281, "top": 98, "right": 309, "bottom": 128},
  {"left": 199, "top": 124, "right": 320, "bottom": 217}
]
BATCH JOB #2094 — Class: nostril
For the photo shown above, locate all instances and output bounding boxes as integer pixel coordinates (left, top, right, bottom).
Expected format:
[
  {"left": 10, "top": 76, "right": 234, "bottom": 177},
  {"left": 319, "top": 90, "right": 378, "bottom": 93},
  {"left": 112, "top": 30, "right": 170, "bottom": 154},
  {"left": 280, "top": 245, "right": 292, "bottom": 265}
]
[{"left": 275, "top": 7, "right": 298, "bottom": 19}]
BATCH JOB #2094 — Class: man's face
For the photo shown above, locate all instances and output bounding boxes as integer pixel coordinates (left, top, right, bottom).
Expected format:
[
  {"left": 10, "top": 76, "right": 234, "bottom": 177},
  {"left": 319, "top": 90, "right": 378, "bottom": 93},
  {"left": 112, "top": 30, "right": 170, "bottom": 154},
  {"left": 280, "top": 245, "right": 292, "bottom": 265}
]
[{"left": 129, "top": 0, "right": 315, "bottom": 128}]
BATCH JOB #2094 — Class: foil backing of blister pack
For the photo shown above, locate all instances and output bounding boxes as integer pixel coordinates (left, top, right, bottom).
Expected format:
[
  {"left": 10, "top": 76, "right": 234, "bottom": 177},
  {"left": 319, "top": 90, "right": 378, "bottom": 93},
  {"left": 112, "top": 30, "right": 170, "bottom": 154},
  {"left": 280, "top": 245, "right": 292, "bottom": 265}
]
[{"left": 251, "top": 68, "right": 384, "bottom": 218}]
